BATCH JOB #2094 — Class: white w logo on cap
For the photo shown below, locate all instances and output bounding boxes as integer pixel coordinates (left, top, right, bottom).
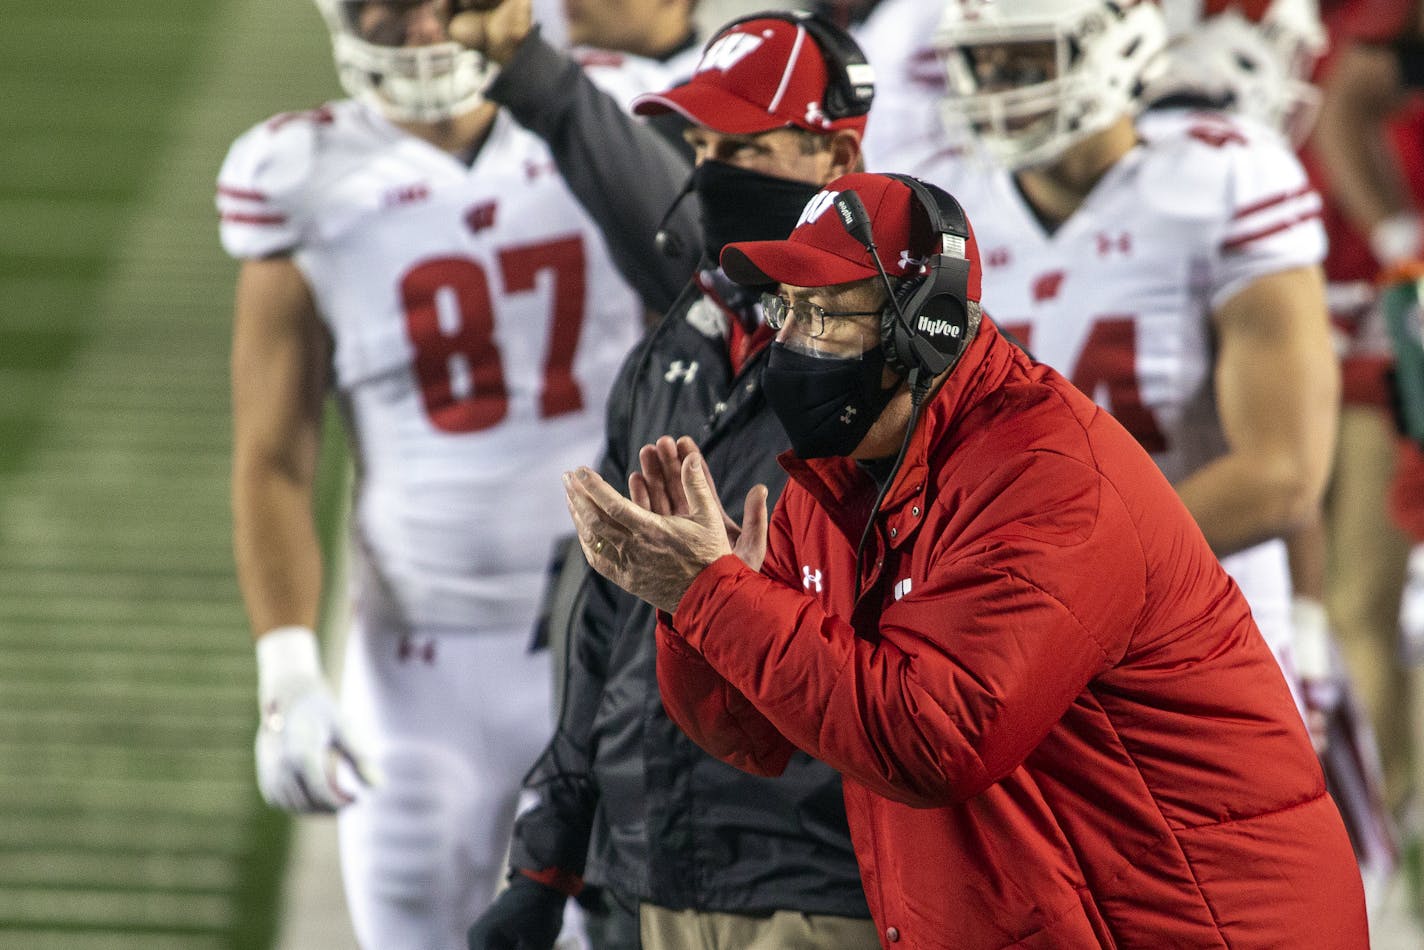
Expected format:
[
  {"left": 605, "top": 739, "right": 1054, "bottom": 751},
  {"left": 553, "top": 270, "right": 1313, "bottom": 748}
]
[
  {"left": 699, "top": 33, "right": 764, "bottom": 73},
  {"left": 795, "top": 190, "right": 839, "bottom": 229}
]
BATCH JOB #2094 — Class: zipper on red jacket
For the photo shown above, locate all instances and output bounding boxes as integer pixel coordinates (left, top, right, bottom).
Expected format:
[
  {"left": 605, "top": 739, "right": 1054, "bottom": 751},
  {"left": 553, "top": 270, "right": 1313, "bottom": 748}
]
[{"left": 850, "top": 531, "right": 893, "bottom": 640}]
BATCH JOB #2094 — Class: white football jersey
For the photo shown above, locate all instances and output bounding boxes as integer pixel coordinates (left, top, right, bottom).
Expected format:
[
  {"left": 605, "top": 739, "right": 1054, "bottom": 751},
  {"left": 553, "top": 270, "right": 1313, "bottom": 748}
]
[
  {"left": 574, "top": 43, "right": 702, "bottom": 114},
  {"left": 915, "top": 108, "right": 1326, "bottom": 658},
  {"left": 854, "top": 0, "right": 958, "bottom": 171},
  {"left": 218, "top": 101, "right": 642, "bottom": 632}
]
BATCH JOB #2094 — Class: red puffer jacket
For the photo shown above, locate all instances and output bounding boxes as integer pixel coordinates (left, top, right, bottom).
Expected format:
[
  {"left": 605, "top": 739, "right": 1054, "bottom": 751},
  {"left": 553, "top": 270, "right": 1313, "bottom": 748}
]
[{"left": 657, "top": 320, "right": 1368, "bottom": 949}]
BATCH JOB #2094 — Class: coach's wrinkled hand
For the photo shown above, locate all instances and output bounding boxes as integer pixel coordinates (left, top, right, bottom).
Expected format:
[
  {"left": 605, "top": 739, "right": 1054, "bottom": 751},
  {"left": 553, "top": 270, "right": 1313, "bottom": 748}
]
[{"left": 565, "top": 439, "right": 768, "bottom": 614}]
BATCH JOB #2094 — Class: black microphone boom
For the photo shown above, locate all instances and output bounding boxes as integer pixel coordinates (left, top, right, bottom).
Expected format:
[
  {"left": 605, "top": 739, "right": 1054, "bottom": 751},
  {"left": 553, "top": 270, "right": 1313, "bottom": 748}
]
[
  {"left": 833, "top": 191, "right": 906, "bottom": 325},
  {"left": 654, "top": 169, "right": 698, "bottom": 259},
  {"left": 832, "top": 189, "right": 926, "bottom": 602}
]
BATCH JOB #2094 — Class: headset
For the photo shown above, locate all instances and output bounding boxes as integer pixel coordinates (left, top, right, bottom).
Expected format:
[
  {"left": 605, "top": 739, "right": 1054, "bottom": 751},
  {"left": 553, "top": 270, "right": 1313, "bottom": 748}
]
[
  {"left": 833, "top": 174, "right": 973, "bottom": 395},
  {"left": 835, "top": 174, "right": 975, "bottom": 600},
  {"left": 718, "top": 9, "right": 875, "bottom": 122},
  {"left": 654, "top": 10, "right": 874, "bottom": 258}
]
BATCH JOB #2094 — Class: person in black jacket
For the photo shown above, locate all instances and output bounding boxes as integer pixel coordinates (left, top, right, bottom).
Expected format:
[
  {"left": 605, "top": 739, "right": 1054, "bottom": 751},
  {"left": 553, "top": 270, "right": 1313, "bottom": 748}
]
[{"left": 457, "top": 3, "right": 880, "bottom": 949}]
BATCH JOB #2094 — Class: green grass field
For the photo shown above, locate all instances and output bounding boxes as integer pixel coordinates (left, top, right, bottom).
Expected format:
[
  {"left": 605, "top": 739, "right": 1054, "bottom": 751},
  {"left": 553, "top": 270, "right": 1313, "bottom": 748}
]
[{"left": 0, "top": 2, "right": 343, "bottom": 946}]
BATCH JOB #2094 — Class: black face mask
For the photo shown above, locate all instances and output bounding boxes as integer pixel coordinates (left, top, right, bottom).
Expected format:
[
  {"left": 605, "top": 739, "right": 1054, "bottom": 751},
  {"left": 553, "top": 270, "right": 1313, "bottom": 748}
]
[
  {"left": 694, "top": 160, "right": 824, "bottom": 264},
  {"left": 762, "top": 341, "right": 901, "bottom": 459}
]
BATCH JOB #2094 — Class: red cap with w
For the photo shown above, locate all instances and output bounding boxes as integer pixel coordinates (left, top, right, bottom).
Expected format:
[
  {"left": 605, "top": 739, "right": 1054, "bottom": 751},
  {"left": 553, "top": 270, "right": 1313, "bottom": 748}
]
[{"left": 632, "top": 16, "right": 869, "bottom": 135}]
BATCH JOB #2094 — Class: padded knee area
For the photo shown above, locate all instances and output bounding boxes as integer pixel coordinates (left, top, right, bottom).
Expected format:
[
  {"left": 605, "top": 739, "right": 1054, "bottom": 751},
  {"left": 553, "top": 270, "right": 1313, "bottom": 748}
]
[{"left": 341, "top": 741, "right": 509, "bottom": 949}]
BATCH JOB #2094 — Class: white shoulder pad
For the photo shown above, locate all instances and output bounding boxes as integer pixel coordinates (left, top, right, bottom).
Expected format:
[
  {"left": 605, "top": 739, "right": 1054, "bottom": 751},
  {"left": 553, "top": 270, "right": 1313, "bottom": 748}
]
[
  {"left": 216, "top": 104, "right": 338, "bottom": 259},
  {"left": 1139, "top": 108, "right": 1324, "bottom": 307},
  {"left": 1133, "top": 109, "right": 1240, "bottom": 221},
  {"left": 1137, "top": 109, "right": 1323, "bottom": 245},
  {"left": 575, "top": 47, "right": 684, "bottom": 113}
]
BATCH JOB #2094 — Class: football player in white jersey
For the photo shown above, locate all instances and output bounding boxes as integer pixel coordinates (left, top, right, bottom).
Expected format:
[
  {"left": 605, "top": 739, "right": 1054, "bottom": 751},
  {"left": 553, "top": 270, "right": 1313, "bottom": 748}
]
[
  {"left": 1145, "top": 0, "right": 1406, "bottom": 909},
  {"left": 215, "top": 2, "right": 669, "bottom": 947},
  {"left": 849, "top": 0, "right": 958, "bottom": 170},
  {"left": 921, "top": 0, "right": 1338, "bottom": 718}
]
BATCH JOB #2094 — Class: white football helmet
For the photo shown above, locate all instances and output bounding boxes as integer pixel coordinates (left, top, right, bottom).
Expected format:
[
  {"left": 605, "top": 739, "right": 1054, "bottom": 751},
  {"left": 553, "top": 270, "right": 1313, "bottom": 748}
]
[
  {"left": 312, "top": 0, "right": 496, "bottom": 123},
  {"left": 1147, "top": 0, "right": 1327, "bottom": 146},
  {"left": 935, "top": 0, "right": 1169, "bottom": 170}
]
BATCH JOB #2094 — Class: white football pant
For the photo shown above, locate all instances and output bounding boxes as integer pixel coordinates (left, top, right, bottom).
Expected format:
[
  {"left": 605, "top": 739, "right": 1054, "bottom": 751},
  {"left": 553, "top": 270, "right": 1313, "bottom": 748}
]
[{"left": 337, "top": 615, "right": 554, "bottom": 950}]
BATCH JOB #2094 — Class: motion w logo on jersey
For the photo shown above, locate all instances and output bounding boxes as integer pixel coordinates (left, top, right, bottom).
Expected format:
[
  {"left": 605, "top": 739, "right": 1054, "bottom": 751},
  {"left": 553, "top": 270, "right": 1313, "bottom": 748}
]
[{"left": 698, "top": 33, "right": 764, "bottom": 74}]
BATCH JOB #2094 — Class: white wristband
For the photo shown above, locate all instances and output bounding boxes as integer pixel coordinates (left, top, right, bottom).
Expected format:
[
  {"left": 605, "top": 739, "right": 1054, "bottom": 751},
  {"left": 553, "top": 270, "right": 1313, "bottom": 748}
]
[
  {"left": 1370, "top": 212, "right": 1422, "bottom": 267},
  {"left": 1290, "top": 597, "right": 1331, "bottom": 680},
  {"left": 256, "top": 625, "right": 322, "bottom": 701}
]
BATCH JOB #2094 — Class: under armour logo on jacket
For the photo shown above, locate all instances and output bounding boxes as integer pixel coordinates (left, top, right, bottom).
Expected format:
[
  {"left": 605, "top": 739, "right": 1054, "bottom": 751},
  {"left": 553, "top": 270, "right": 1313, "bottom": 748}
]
[
  {"left": 664, "top": 360, "right": 699, "bottom": 384},
  {"left": 894, "top": 577, "right": 912, "bottom": 601},
  {"left": 802, "top": 566, "right": 823, "bottom": 592}
]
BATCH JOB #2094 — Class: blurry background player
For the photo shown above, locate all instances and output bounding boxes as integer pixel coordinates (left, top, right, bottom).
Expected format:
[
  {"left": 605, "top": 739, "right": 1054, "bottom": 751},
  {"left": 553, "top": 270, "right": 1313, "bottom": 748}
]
[
  {"left": 560, "top": 0, "right": 704, "bottom": 156},
  {"left": 918, "top": 0, "right": 1389, "bottom": 893},
  {"left": 1311, "top": 0, "right": 1424, "bottom": 912},
  {"left": 807, "top": 0, "right": 957, "bottom": 170},
  {"left": 1143, "top": 0, "right": 1405, "bottom": 908},
  {"left": 215, "top": 0, "right": 664, "bottom": 946}
]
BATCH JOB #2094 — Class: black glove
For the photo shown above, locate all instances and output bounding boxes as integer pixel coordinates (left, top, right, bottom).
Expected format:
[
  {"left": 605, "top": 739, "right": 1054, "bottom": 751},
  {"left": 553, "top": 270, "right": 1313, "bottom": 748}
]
[{"left": 468, "top": 874, "right": 567, "bottom": 950}]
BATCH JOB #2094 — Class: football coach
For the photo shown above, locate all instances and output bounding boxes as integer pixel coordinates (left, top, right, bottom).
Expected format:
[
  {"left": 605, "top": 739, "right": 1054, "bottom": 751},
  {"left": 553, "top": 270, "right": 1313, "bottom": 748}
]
[{"left": 563, "top": 171, "right": 1369, "bottom": 949}]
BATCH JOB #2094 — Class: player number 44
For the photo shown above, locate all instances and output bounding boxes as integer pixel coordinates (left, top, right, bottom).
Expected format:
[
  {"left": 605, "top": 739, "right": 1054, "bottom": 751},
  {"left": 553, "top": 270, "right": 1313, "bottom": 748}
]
[{"left": 1001, "top": 316, "right": 1168, "bottom": 453}]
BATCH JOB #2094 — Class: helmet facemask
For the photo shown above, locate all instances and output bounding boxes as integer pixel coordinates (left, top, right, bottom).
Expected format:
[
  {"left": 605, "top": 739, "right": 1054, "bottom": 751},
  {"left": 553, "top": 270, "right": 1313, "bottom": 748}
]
[
  {"left": 936, "top": 0, "right": 1168, "bottom": 171},
  {"left": 314, "top": 0, "right": 497, "bottom": 124}
]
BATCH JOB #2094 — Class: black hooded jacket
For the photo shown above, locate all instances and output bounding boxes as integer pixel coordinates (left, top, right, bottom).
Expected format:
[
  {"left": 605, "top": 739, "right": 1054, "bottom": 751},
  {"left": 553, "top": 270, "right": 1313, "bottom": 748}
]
[{"left": 488, "top": 31, "right": 869, "bottom": 916}]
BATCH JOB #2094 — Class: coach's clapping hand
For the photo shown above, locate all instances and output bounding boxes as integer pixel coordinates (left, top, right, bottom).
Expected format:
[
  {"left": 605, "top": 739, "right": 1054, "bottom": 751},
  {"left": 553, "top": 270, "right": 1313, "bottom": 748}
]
[{"left": 565, "top": 435, "right": 768, "bottom": 614}]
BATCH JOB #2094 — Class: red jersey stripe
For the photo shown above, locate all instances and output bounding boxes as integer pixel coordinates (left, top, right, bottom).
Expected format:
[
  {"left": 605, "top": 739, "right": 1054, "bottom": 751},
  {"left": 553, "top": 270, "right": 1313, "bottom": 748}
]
[
  {"left": 221, "top": 211, "right": 287, "bottom": 226},
  {"left": 1231, "top": 184, "right": 1315, "bottom": 220},
  {"left": 1221, "top": 210, "right": 1323, "bottom": 252},
  {"left": 218, "top": 184, "right": 269, "bottom": 202}
]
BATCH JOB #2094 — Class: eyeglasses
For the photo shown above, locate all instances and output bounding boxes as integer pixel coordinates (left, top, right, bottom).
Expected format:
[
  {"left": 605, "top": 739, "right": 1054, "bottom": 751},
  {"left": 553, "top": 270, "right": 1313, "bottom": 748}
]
[{"left": 760, "top": 293, "right": 883, "bottom": 339}]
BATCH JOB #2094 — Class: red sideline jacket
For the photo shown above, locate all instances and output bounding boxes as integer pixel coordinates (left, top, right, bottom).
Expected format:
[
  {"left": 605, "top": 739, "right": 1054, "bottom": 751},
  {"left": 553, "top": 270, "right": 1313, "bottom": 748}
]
[{"left": 656, "top": 320, "right": 1368, "bottom": 949}]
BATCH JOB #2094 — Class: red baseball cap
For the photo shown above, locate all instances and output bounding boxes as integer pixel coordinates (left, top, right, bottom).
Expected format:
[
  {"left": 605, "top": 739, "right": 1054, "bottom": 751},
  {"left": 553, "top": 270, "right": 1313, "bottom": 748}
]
[
  {"left": 721, "top": 173, "right": 983, "bottom": 301},
  {"left": 632, "top": 16, "right": 870, "bottom": 135}
]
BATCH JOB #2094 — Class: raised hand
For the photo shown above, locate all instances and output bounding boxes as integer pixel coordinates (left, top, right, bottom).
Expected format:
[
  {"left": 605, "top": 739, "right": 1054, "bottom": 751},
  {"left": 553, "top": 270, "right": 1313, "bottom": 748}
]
[
  {"left": 628, "top": 435, "right": 769, "bottom": 571},
  {"left": 566, "top": 443, "right": 767, "bottom": 613},
  {"left": 445, "top": 0, "right": 533, "bottom": 65}
]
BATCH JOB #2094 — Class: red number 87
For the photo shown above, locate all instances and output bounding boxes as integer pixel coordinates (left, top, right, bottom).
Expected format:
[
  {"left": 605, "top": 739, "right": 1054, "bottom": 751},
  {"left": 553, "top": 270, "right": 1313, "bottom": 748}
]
[{"left": 401, "top": 235, "right": 588, "bottom": 433}]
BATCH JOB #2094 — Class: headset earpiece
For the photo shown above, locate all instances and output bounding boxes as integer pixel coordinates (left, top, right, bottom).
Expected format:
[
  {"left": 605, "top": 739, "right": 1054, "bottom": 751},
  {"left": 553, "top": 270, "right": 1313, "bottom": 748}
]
[
  {"left": 715, "top": 10, "right": 873, "bottom": 122},
  {"left": 881, "top": 277, "right": 924, "bottom": 377},
  {"left": 878, "top": 175, "right": 974, "bottom": 380}
]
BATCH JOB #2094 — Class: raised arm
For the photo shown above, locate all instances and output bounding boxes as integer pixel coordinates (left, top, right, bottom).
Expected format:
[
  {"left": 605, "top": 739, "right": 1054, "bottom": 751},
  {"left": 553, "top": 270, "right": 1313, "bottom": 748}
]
[{"left": 452, "top": 0, "right": 700, "bottom": 313}]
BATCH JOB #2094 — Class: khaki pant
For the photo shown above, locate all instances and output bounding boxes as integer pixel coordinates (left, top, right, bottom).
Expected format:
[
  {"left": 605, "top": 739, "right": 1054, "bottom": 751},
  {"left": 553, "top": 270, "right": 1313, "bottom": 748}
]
[
  {"left": 640, "top": 904, "right": 881, "bottom": 950},
  {"left": 1325, "top": 406, "right": 1414, "bottom": 808}
]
